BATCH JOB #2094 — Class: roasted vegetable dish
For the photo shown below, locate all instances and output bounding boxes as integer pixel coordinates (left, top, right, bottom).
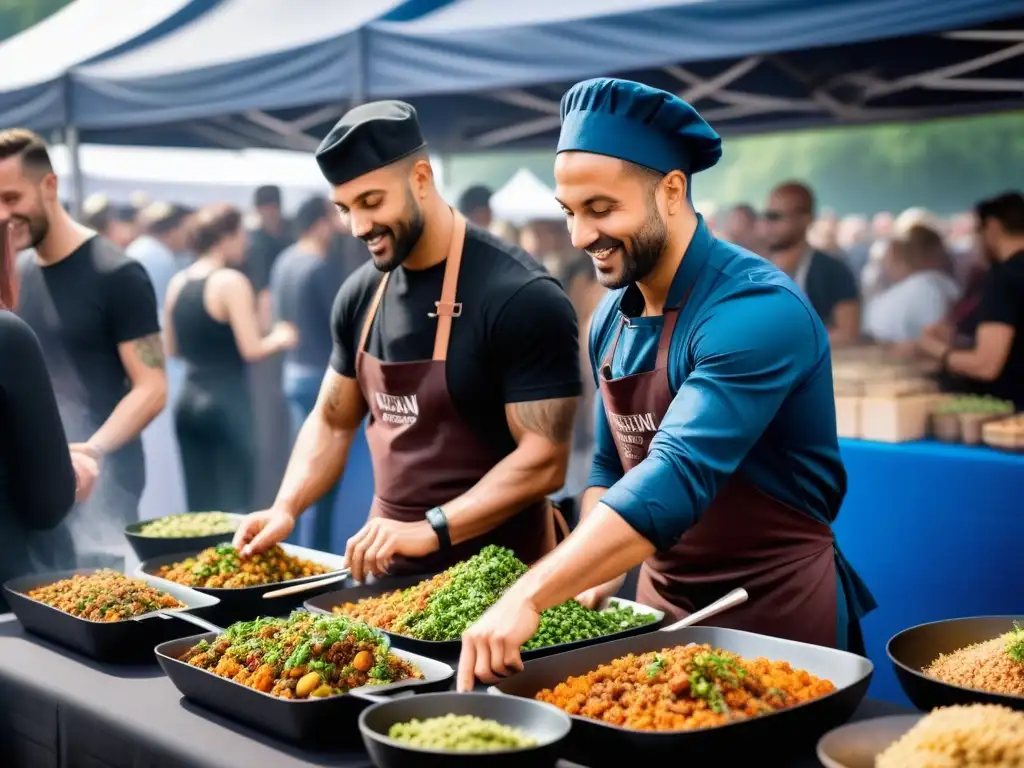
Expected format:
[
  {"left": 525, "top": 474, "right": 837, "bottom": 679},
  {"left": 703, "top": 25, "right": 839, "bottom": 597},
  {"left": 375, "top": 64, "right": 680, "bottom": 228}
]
[
  {"left": 137, "top": 512, "right": 237, "bottom": 538},
  {"left": 332, "top": 545, "right": 656, "bottom": 648},
  {"left": 26, "top": 570, "right": 183, "bottom": 622},
  {"left": 924, "top": 622, "right": 1024, "bottom": 697},
  {"left": 388, "top": 714, "right": 537, "bottom": 752},
  {"left": 535, "top": 643, "right": 836, "bottom": 731},
  {"left": 156, "top": 543, "right": 331, "bottom": 588},
  {"left": 178, "top": 612, "right": 420, "bottom": 698}
]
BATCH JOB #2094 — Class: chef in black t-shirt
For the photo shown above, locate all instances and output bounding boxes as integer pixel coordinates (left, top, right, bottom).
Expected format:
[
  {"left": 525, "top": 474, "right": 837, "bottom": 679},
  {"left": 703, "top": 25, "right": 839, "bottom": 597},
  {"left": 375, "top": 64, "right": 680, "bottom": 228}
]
[
  {"left": 917, "top": 191, "right": 1024, "bottom": 409},
  {"left": 234, "top": 101, "right": 582, "bottom": 581},
  {"left": 0, "top": 129, "right": 166, "bottom": 570}
]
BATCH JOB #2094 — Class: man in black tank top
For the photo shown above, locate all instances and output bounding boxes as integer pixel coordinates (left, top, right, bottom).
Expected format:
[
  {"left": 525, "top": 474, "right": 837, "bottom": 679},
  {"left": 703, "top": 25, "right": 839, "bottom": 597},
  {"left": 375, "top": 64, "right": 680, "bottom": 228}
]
[{"left": 4, "top": 130, "right": 165, "bottom": 570}]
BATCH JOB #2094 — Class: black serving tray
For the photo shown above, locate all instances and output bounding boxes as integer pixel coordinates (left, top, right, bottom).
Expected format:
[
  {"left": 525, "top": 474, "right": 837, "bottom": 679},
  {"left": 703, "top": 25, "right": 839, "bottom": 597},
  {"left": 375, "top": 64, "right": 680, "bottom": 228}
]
[
  {"left": 136, "top": 542, "right": 348, "bottom": 625},
  {"left": 4, "top": 568, "right": 221, "bottom": 663},
  {"left": 156, "top": 629, "right": 454, "bottom": 748},
  {"left": 304, "top": 576, "right": 664, "bottom": 662},
  {"left": 491, "top": 625, "right": 874, "bottom": 764}
]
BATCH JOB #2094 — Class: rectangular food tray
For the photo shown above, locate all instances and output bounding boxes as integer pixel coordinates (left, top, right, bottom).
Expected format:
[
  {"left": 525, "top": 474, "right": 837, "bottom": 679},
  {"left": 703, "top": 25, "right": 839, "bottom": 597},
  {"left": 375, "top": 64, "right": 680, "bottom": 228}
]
[
  {"left": 155, "top": 630, "right": 454, "bottom": 747},
  {"left": 136, "top": 542, "right": 349, "bottom": 625},
  {"left": 490, "top": 625, "right": 874, "bottom": 763},
  {"left": 3, "top": 568, "right": 221, "bottom": 663},
  {"left": 304, "top": 575, "right": 665, "bottom": 661}
]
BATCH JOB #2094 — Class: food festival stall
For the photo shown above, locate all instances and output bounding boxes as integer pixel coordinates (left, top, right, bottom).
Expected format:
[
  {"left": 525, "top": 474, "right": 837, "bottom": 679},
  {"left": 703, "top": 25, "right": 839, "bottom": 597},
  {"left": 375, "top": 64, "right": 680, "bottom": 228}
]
[{"left": 4, "top": 1, "right": 1024, "bottom": 766}]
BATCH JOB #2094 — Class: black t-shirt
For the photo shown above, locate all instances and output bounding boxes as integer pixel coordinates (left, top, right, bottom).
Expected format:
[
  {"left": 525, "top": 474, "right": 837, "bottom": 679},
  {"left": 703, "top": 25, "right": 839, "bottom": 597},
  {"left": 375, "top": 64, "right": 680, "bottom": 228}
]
[
  {"left": 976, "top": 251, "right": 1024, "bottom": 408},
  {"left": 330, "top": 224, "right": 582, "bottom": 457},
  {"left": 271, "top": 244, "right": 345, "bottom": 369},
  {"left": 804, "top": 249, "right": 860, "bottom": 328},
  {"left": 16, "top": 237, "right": 160, "bottom": 493},
  {"left": 243, "top": 226, "right": 293, "bottom": 294}
]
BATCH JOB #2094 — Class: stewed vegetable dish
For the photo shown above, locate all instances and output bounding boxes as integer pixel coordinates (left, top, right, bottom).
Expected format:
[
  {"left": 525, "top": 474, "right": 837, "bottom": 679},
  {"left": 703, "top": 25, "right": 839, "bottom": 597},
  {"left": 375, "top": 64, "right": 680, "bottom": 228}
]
[
  {"left": 155, "top": 544, "right": 331, "bottom": 588},
  {"left": 26, "top": 570, "right": 183, "bottom": 622},
  {"left": 178, "top": 612, "right": 420, "bottom": 698},
  {"left": 535, "top": 643, "right": 835, "bottom": 731}
]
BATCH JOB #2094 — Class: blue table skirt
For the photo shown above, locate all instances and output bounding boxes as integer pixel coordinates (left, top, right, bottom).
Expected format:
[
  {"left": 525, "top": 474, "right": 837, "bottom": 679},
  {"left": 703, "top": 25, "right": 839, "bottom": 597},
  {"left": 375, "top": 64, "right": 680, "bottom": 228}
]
[{"left": 834, "top": 438, "right": 1024, "bottom": 705}]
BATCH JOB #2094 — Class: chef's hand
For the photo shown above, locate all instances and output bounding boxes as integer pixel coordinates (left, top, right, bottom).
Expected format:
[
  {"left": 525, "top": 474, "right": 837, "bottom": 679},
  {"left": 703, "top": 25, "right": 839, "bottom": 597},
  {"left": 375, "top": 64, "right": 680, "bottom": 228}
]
[
  {"left": 458, "top": 591, "right": 540, "bottom": 690},
  {"left": 576, "top": 574, "right": 626, "bottom": 610},
  {"left": 344, "top": 518, "right": 438, "bottom": 584},
  {"left": 233, "top": 507, "right": 295, "bottom": 557}
]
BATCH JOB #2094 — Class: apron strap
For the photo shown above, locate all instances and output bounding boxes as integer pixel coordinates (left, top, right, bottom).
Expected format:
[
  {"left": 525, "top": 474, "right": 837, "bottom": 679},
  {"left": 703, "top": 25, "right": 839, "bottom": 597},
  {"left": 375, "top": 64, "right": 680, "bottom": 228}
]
[
  {"left": 358, "top": 271, "right": 391, "bottom": 354},
  {"left": 655, "top": 287, "right": 692, "bottom": 370},
  {"left": 599, "top": 316, "right": 628, "bottom": 379},
  {"left": 356, "top": 209, "right": 468, "bottom": 360},
  {"left": 656, "top": 308, "right": 680, "bottom": 370},
  {"left": 431, "top": 211, "right": 467, "bottom": 362}
]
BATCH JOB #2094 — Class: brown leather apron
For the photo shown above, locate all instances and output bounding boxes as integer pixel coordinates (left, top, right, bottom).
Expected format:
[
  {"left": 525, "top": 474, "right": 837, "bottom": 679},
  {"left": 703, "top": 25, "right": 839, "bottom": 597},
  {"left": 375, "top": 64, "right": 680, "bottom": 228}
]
[
  {"left": 355, "top": 211, "right": 559, "bottom": 577},
  {"left": 598, "top": 302, "right": 839, "bottom": 648}
]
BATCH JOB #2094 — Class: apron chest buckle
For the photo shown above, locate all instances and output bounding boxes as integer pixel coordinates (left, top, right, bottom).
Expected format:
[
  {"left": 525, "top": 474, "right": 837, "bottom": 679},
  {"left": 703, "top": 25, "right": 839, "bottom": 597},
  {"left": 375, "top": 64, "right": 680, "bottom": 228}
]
[{"left": 429, "top": 301, "right": 463, "bottom": 318}]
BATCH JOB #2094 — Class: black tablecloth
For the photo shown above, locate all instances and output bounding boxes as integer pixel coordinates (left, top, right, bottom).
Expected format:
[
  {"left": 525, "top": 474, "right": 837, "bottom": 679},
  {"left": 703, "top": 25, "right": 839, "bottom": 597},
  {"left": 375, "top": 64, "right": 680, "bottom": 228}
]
[{"left": 0, "top": 616, "right": 913, "bottom": 768}]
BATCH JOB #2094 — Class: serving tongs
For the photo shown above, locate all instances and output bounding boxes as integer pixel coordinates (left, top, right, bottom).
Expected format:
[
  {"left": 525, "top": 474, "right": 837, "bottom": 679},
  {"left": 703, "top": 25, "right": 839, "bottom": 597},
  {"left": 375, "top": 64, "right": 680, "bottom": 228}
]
[
  {"left": 658, "top": 588, "right": 748, "bottom": 633},
  {"left": 134, "top": 609, "right": 223, "bottom": 634},
  {"left": 261, "top": 568, "right": 353, "bottom": 599}
]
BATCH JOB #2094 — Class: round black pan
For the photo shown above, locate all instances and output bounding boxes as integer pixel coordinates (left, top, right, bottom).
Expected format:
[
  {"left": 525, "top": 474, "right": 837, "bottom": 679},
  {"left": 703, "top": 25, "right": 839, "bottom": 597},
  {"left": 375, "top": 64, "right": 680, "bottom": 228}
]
[
  {"left": 490, "top": 624, "right": 873, "bottom": 763},
  {"left": 360, "top": 692, "right": 571, "bottom": 768},
  {"left": 3, "top": 568, "right": 220, "bottom": 663},
  {"left": 123, "top": 513, "right": 242, "bottom": 560},
  {"left": 888, "top": 615, "right": 1024, "bottom": 711}
]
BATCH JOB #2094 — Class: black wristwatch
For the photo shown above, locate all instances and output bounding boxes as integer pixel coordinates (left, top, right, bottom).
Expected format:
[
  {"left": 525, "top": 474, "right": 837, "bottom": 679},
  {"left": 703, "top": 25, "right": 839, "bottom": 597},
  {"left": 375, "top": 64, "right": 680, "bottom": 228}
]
[{"left": 425, "top": 507, "right": 451, "bottom": 550}]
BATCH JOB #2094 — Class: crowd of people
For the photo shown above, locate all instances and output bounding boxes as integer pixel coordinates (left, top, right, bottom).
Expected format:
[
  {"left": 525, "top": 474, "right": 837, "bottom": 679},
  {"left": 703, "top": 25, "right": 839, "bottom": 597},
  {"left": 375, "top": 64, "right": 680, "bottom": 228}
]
[
  {"left": 0, "top": 117, "right": 1021, "bottom": 614},
  {"left": 714, "top": 189, "right": 1023, "bottom": 409}
]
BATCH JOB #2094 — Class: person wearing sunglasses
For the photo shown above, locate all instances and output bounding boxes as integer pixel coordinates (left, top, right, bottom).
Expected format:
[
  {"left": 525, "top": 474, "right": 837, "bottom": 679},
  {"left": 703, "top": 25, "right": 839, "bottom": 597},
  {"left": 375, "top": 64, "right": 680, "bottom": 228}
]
[{"left": 763, "top": 183, "right": 861, "bottom": 347}]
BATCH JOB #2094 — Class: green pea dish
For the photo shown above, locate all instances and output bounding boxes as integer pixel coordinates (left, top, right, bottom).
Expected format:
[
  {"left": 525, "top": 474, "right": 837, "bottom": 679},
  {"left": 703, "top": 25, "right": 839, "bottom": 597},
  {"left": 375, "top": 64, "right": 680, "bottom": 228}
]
[
  {"left": 388, "top": 714, "right": 537, "bottom": 752},
  {"left": 138, "top": 512, "right": 237, "bottom": 538}
]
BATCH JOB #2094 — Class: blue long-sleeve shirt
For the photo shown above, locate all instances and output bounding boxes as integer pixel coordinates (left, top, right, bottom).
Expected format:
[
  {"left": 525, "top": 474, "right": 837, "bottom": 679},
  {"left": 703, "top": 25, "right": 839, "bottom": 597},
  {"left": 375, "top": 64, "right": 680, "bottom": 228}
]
[{"left": 588, "top": 218, "right": 847, "bottom": 550}]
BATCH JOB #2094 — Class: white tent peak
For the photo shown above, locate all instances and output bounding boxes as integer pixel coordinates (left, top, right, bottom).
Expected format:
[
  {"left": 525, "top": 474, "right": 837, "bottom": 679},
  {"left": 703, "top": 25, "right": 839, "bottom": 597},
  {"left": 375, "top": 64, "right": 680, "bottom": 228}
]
[{"left": 489, "top": 169, "right": 563, "bottom": 225}]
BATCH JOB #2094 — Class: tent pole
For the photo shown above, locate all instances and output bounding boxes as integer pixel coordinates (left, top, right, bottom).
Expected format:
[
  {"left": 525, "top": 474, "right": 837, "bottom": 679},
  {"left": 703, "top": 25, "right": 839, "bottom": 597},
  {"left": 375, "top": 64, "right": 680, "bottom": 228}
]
[{"left": 65, "top": 126, "right": 85, "bottom": 219}]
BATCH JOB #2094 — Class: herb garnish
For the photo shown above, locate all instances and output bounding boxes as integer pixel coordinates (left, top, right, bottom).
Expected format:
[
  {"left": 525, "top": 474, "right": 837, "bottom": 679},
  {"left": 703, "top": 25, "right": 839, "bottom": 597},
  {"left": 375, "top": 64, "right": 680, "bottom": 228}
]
[{"left": 1005, "top": 622, "right": 1024, "bottom": 663}]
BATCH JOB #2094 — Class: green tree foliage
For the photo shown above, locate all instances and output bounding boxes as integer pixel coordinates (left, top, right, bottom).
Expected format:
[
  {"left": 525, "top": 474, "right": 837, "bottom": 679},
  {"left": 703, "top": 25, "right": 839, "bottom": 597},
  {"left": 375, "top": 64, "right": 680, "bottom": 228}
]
[
  {"left": 448, "top": 110, "right": 1024, "bottom": 217},
  {"left": 0, "top": 0, "right": 72, "bottom": 42}
]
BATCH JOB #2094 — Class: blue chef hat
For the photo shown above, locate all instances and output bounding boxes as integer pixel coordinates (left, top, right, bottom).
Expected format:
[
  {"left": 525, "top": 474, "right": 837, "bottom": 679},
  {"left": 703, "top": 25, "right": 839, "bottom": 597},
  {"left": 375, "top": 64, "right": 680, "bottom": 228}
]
[{"left": 557, "top": 78, "right": 722, "bottom": 176}]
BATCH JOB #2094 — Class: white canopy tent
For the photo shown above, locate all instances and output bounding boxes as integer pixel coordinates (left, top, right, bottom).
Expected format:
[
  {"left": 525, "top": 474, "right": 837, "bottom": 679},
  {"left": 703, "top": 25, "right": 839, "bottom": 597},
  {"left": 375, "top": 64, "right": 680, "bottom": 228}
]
[{"left": 489, "top": 168, "right": 564, "bottom": 225}]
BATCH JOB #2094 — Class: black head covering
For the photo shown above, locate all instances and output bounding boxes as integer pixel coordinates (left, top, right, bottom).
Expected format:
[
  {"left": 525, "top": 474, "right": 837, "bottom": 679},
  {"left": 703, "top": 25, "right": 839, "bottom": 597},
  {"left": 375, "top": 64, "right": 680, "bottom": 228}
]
[{"left": 316, "top": 100, "right": 427, "bottom": 186}]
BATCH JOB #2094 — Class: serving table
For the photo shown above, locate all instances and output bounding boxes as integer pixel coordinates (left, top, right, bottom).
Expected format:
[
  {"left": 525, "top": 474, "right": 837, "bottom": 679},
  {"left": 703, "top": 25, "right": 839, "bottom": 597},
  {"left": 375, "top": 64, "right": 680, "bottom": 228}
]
[
  {"left": 835, "top": 437, "right": 1024, "bottom": 704},
  {"left": 0, "top": 615, "right": 910, "bottom": 768}
]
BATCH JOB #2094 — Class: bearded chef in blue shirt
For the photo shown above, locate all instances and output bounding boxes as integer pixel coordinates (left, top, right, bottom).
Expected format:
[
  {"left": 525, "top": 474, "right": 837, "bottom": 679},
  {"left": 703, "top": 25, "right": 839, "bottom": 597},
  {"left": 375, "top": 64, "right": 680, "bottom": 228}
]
[{"left": 457, "top": 78, "right": 876, "bottom": 689}]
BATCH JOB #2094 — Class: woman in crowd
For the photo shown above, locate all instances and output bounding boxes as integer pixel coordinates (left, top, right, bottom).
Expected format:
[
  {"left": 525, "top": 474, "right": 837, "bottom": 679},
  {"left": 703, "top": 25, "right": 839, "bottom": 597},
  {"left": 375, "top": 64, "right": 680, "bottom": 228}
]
[
  {"left": 0, "top": 222, "right": 96, "bottom": 611},
  {"left": 862, "top": 224, "right": 961, "bottom": 343},
  {"left": 164, "top": 204, "right": 296, "bottom": 514}
]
